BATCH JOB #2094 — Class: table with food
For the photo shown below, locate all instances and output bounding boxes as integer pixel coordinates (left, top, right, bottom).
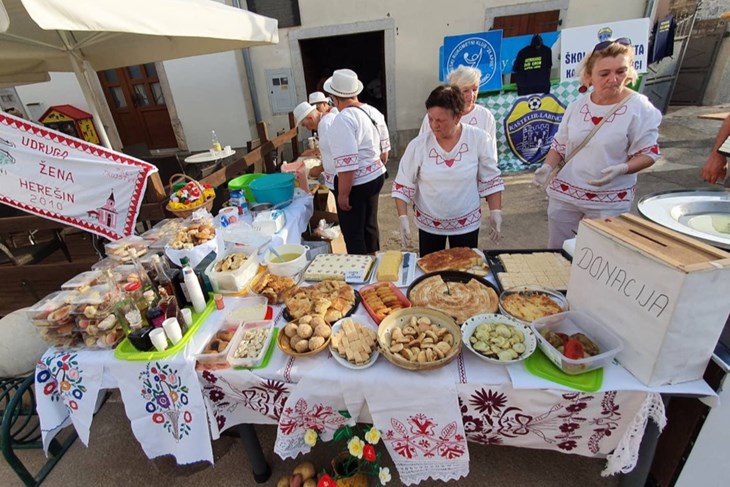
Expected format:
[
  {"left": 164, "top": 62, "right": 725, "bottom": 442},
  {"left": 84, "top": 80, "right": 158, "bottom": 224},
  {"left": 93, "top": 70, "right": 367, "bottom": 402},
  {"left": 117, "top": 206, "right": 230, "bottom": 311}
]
[{"left": 31, "top": 202, "right": 725, "bottom": 485}]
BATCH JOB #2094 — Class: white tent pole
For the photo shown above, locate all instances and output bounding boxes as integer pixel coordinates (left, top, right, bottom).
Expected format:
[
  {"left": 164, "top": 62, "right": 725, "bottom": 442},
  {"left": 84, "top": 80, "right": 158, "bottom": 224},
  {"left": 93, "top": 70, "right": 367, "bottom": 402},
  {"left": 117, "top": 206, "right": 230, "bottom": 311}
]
[
  {"left": 67, "top": 55, "right": 112, "bottom": 148},
  {"left": 57, "top": 31, "right": 112, "bottom": 148}
]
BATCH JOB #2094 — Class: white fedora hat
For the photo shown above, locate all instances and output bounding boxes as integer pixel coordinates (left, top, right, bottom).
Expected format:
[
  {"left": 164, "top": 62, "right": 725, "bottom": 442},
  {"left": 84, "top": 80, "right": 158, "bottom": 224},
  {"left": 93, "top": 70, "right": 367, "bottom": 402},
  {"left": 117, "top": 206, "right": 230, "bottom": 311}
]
[
  {"left": 308, "top": 91, "right": 329, "bottom": 104},
  {"left": 293, "top": 102, "right": 316, "bottom": 126},
  {"left": 323, "top": 69, "right": 363, "bottom": 97}
]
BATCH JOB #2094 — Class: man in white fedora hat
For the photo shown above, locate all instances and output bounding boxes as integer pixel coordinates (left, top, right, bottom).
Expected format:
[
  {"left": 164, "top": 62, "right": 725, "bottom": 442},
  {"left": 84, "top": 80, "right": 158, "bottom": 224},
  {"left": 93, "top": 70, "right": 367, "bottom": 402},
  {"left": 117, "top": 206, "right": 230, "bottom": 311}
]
[
  {"left": 293, "top": 100, "right": 338, "bottom": 190},
  {"left": 324, "top": 68, "right": 391, "bottom": 255},
  {"left": 308, "top": 91, "right": 337, "bottom": 115}
]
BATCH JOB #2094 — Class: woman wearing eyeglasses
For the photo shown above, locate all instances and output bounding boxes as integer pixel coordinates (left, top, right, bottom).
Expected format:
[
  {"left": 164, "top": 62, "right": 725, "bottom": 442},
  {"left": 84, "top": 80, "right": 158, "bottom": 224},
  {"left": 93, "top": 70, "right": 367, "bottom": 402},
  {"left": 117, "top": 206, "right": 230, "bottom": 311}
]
[{"left": 532, "top": 38, "right": 662, "bottom": 248}]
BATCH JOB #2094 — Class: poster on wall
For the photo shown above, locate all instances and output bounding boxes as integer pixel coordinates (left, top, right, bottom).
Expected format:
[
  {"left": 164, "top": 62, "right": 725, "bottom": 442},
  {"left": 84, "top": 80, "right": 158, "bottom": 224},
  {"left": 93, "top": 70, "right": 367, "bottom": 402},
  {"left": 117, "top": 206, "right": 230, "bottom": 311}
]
[
  {"left": 559, "top": 18, "right": 651, "bottom": 82},
  {"left": 0, "top": 113, "right": 157, "bottom": 240},
  {"left": 443, "top": 30, "right": 503, "bottom": 91},
  {"left": 501, "top": 31, "right": 560, "bottom": 74},
  {"left": 503, "top": 94, "right": 567, "bottom": 166}
]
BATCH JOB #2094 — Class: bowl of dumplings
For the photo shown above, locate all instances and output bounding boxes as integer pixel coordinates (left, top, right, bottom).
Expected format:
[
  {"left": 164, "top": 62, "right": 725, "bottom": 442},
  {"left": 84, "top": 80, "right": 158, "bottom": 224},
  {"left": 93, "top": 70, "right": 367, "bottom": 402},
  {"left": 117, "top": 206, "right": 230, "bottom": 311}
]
[
  {"left": 377, "top": 307, "right": 461, "bottom": 371},
  {"left": 460, "top": 314, "right": 536, "bottom": 365},
  {"left": 278, "top": 314, "right": 332, "bottom": 356}
]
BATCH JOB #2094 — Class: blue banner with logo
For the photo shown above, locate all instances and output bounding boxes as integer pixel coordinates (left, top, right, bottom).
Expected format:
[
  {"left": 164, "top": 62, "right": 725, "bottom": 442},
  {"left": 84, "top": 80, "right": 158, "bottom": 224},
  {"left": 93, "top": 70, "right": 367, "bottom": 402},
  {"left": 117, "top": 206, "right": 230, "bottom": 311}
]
[
  {"left": 503, "top": 94, "right": 566, "bottom": 165},
  {"left": 443, "top": 30, "right": 503, "bottom": 92}
]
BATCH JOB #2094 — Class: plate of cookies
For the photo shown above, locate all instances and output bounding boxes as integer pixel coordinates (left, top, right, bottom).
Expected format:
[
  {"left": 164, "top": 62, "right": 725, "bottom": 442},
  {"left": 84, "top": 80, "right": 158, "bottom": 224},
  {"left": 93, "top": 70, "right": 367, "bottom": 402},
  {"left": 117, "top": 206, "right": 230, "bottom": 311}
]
[
  {"left": 377, "top": 307, "right": 461, "bottom": 371},
  {"left": 278, "top": 314, "right": 332, "bottom": 357},
  {"left": 329, "top": 316, "right": 379, "bottom": 369}
]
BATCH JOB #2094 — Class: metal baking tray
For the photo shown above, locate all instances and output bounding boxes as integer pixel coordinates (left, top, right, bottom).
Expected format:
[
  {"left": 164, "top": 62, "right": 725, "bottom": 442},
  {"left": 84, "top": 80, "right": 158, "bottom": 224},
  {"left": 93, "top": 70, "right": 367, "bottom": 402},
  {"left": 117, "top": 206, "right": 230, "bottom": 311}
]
[{"left": 484, "top": 249, "right": 573, "bottom": 294}]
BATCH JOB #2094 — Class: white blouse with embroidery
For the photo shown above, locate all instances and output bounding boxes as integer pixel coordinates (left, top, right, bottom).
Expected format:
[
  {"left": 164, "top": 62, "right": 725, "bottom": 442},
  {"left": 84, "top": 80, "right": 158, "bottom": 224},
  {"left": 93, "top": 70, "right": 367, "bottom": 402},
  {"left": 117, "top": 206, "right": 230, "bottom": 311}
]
[
  {"left": 317, "top": 110, "right": 338, "bottom": 189},
  {"left": 420, "top": 103, "right": 498, "bottom": 156},
  {"left": 328, "top": 104, "right": 391, "bottom": 186},
  {"left": 547, "top": 92, "right": 661, "bottom": 209},
  {"left": 392, "top": 124, "right": 503, "bottom": 236}
]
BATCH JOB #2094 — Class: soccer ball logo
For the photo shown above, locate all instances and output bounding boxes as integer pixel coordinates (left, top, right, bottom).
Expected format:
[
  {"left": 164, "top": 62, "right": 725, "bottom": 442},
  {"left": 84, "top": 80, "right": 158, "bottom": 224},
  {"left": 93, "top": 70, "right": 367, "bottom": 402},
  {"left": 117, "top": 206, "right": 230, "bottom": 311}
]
[{"left": 527, "top": 96, "right": 542, "bottom": 110}]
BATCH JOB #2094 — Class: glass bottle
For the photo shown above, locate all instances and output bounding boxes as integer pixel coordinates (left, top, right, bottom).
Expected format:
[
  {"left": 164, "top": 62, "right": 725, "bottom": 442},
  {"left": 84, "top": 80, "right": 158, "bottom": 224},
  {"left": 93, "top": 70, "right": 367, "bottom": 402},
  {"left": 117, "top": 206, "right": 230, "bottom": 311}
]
[
  {"left": 211, "top": 130, "right": 222, "bottom": 152},
  {"left": 129, "top": 249, "right": 158, "bottom": 300},
  {"left": 121, "top": 281, "right": 147, "bottom": 331},
  {"left": 145, "top": 291, "right": 165, "bottom": 328}
]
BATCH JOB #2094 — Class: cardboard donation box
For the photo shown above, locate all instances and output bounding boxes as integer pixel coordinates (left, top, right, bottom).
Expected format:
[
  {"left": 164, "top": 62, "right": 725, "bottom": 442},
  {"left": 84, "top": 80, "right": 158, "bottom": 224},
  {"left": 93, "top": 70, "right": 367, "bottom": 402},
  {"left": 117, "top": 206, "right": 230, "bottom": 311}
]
[{"left": 568, "top": 214, "right": 730, "bottom": 386}]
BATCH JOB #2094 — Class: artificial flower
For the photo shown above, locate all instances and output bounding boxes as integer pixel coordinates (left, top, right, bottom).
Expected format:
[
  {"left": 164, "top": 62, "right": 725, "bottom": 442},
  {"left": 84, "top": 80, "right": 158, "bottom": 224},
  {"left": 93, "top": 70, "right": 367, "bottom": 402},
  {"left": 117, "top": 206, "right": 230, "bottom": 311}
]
[
  {"left": 317, "top": 474, "right": 335, "bottom": 487},
  {"left": 378, "top": 467, "right": 391, "bottom": 485},
  {"left": 304, "top": 428, "right": 319, "bottom": 447},
  {"left": 363, "top": 444, "right": 376, "bottom": 462},
  {"left": 364, "top": 426, "right": 381, "bottom": 445},
  {"left": 347, "top": 436, "right": 364, "bottom": 459}
]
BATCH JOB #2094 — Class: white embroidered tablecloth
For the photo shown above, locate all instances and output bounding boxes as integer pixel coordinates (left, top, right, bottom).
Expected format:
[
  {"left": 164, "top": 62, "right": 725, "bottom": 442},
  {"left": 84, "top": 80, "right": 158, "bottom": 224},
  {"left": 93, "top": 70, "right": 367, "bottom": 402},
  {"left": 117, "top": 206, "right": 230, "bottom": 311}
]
[
  {"left": 196, "top": 305, "right": 700, "bottom": 483},
  {"left": 35, "top": 346, "right": 214, "bottom": 465}
]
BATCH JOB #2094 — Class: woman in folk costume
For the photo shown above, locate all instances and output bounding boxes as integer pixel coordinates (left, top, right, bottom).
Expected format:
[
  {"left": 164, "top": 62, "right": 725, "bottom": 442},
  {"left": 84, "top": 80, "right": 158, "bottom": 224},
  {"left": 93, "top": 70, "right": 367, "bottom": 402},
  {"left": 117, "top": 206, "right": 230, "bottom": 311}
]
[
  {"left": 532, "top": 38, "right": 662, "bottom": 248},
  {"left": 393, "top": 85, "right": 503, "bottom": 256}
]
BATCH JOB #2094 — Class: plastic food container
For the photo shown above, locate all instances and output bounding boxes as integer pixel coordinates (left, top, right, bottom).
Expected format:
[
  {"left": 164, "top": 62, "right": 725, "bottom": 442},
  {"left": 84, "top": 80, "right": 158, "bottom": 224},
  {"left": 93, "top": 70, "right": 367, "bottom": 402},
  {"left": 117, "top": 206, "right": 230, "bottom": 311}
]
[
  {"left": 104, "top": 235, "right": 149, "bottom": 262},
  {"left": 223, "top": 296, "right": 268, "bottom": 327},
  {"left": 531, "top": 311, "right": 623, "bottom": 375},
  {"left": 498, "top": 285, "right": 569, "bottom": 324},
  {"left": 195, "top": 322, "right": 240, "bottom": 365},
  {"left": 360, "top": 281, "right": 411, "bottom": 324},
  {"left": 264, "top": 244, "right": 309, "bottom": 277},
  {"left": 281, "top": 160, "right": 308, "bottom": 189},
  {"left": 226, "top": 320, "right": 274, "bottom": 367},
  {"left": 228, "top": 173, "right": 265, "bottom": 203},
  {"left": 140, "top": 219, "right": 185, "bottom": 248},
  {"left": 204, "top": 250, "right": 259, "bottom": 293},
  {"left": 249, "top": 173, "right": 295, "bottom": 207},
  {"left": 61, "top": 270, "right": 102, "bottom": 290}
]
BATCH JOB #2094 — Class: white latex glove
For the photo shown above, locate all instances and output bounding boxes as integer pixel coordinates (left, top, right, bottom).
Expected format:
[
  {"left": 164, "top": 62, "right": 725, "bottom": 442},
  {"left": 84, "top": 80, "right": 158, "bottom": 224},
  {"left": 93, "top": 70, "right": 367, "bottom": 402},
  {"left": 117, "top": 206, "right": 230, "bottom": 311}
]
[
  {"left": 399, "top": 214, "right": 411, "bottom": 248},
  {"left": 488, "top": 209, "right": 503, "bottom": 242},
  {"left": 532, "top": 163, "right": 552, "bottom": 187},
  {"left": 588, "top": 163, "right": 629, "bottom": 186}
]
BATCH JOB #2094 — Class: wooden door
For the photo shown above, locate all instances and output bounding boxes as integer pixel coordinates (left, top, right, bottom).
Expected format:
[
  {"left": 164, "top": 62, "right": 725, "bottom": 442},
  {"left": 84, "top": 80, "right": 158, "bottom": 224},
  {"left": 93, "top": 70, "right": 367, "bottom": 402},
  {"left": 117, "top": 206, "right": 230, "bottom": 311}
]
[
  {"left": 98, "top": 64, "right": 178, "bottom": 150},
  {"left": 492, "top": 10, "right": 560, "bottom": 38}
]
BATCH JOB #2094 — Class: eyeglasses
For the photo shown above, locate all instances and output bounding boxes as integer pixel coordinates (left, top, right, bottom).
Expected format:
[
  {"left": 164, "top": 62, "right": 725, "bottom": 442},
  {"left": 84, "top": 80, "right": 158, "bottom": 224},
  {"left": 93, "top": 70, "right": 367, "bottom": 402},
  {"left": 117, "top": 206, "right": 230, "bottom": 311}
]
[{"left": 592, "top": 37, "right": 632, "bottom": 53}]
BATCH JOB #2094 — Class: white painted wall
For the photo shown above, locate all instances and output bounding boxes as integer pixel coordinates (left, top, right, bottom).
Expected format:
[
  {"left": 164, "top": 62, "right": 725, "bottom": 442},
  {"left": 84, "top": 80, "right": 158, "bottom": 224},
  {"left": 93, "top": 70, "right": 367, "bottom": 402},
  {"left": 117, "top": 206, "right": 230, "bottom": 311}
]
[
  {"left": 14, "top": 72, "right": 90, "bottom": 122},
  {"left": 162, "top": 50, "right": 252, "bottom": 152},
  {"left": 250, "top": 0, "right": 650, "bottom": 137}
]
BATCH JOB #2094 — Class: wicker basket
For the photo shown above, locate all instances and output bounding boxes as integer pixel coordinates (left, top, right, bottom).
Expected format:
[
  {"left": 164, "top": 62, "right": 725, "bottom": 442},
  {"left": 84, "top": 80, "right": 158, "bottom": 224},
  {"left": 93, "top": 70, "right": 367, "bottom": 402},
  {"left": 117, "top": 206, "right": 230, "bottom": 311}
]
[
  {"left": 377, "top": 307, "right": 462, "bottom": 371},
  {"left": 165, "top": 174, "right": 215, "bottom": 218}
]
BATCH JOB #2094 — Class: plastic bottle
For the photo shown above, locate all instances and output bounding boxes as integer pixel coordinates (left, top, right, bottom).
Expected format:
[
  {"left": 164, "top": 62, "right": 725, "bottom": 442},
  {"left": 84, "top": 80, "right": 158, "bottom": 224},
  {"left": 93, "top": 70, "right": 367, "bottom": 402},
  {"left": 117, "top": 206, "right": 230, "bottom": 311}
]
[
  {"left": 182, "top": 259, "right": 207, "bottom": 313},
  {"left": 211, "top": 130, "right": 222, "bottom": 152}
]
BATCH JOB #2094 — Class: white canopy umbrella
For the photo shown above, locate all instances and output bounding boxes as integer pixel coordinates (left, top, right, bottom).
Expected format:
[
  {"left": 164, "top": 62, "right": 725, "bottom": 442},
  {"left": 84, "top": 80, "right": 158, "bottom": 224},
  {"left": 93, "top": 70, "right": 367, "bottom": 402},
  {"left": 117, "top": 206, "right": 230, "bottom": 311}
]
[{"left": 0, "top": 0, "right": 278, "bottom": 147}]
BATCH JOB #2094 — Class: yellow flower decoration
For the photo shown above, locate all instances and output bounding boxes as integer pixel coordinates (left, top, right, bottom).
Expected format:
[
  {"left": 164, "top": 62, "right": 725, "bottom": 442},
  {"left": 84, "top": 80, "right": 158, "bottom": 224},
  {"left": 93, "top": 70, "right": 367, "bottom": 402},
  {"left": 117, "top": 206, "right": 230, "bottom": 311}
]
[
  {"left": 347, "top": 436, "right": 364, "bottom": 459},
  {"left": 365, "top": 427, "right": 381, "bottom": 445},
  {"left": 304, "top": 428, "right": 318, "bottom": 447}
]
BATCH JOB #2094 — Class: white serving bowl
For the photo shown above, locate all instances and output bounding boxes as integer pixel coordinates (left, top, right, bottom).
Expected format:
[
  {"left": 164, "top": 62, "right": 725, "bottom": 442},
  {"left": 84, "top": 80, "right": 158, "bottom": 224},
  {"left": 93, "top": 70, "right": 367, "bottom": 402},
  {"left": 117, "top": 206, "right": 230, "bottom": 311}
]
[
  {"left": 461, "top": 313, "right": 536, "bottom": 365},
  {"left": 264, "top": 244, "right": 309, "bottom": 277}
]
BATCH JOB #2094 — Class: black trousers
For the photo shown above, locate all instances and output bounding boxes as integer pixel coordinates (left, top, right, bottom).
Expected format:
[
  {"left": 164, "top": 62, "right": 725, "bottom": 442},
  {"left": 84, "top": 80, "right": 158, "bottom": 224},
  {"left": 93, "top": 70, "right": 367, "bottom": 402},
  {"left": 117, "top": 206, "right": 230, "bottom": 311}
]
[
  {"left": 418, "top": 228, "right": 479, "bottom": 257},
  {"left": 333, "top": 174, "right": 384, "bottom": 255}
]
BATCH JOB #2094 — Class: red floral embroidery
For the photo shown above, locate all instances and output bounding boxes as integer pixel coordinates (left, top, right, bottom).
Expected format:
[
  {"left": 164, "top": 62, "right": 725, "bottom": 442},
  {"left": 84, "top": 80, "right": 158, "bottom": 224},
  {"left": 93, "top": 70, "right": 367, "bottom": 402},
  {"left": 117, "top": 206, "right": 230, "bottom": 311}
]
[
  {"left": 549, "top": 178, "right": 635, "bottom": 203},
  {"left": 279, "top": 399, "right": 349, "bottom": 436},
  {"left": 384, "top": 413, "right": 466, "bottom": 460}
]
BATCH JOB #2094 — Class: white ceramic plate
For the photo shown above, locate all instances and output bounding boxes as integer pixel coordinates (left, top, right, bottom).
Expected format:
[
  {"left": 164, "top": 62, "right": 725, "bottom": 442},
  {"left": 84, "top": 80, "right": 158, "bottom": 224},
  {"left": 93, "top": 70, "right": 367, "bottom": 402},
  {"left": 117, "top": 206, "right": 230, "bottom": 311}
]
[
  {"left": 329, "top": 316, "right": 379, "bottom": 370},
  {"left": 461, "top": 313, "right": 536, "bottom": 365}
]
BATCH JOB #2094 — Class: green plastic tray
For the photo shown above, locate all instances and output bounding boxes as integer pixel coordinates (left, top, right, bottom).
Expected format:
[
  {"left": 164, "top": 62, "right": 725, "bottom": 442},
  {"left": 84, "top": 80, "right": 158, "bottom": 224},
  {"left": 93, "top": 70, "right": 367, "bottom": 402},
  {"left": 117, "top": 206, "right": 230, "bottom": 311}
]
[
  {"left": 233, "top": 328, "right": 279, "bottom": 370},
  {"left": 114, "top": 300, "right": 216, "bottom": 361},
  {"left": 524, "top": 348, "right": 603, "bottom": 393}
]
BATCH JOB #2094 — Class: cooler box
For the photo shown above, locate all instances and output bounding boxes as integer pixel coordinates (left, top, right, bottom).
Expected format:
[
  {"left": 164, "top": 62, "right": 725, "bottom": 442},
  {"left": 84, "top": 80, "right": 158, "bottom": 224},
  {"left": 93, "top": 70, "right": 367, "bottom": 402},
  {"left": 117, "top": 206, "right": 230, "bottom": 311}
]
[{"left": 568, "top": 213, "right": 730, "bottom": 386}]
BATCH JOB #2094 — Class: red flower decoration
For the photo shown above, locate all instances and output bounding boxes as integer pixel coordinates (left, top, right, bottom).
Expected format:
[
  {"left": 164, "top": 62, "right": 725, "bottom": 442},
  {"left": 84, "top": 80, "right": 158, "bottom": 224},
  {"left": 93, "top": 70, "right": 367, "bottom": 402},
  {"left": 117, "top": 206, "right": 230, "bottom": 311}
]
[
  {"left": 318, "top": 474, "right": 335, "bottom": 487},
  {"left": 363, "top": 444, "right": 376, "bottom": 462},
  {"left": 152, "top": 413, "right": 165, "bottom": 424}
]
